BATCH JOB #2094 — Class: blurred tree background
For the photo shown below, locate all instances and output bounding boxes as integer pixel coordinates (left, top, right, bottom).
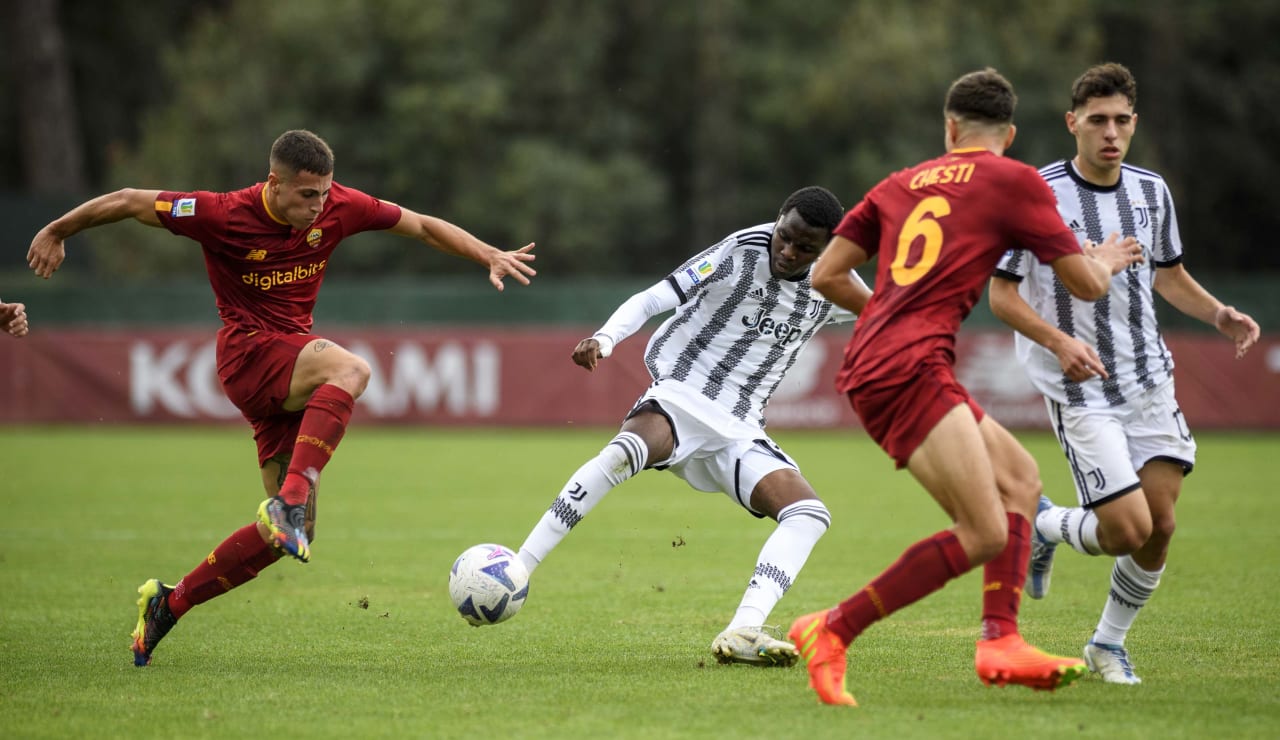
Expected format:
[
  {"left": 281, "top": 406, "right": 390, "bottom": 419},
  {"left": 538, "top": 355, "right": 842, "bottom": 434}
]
[{"left": 2, "top": 0, "right": 1277, "bottom": 297}]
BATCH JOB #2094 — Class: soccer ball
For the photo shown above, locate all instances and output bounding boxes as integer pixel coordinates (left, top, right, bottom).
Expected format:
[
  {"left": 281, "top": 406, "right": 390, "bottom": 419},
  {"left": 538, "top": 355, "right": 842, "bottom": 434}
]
[{"left": 448, "top": 543, "right": 530, "bottom": 626}]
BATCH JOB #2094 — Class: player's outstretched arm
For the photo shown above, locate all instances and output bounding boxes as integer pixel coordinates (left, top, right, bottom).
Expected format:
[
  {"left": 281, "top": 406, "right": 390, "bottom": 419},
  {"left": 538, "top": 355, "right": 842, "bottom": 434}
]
[
  {"left": 811, "top": 235, "right": 872, "bottom": 313},
  {"left": 389, "top": 208, "right": 536, "bottom": 291},
  {"left": 1154, "top": 263, "right": 1260, "bottom": 359},
  {"left": 1050, "top": 233, "right": 1142, "bottom": 301},
  {"left": 578, "top": 281, "right": 681, "bottom": 372},
  {"left": 989, "top": 277, "right": 1107, "bottom": 380},
  {"left": 28, "top": 188, "right": 163, "bottom": 279},
  {"left": 0, "top": 301, "right": 29, "bottom": 338}
]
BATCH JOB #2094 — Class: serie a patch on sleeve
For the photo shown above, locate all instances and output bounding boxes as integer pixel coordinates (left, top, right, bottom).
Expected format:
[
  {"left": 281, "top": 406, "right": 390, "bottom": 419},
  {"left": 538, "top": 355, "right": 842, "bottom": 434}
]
[
  {"left": 172, "top": 198, "right": 197, "bottom": 217},
  {"left": 685, "top": 258, "right": 715, "bottom": 285}
]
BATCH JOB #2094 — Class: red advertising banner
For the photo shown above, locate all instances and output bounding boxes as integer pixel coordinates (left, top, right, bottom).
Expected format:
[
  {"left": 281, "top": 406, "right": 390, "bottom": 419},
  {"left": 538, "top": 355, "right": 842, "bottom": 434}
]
[{"left": 0, "top": 327, "right": 1277, "bottom": 429}]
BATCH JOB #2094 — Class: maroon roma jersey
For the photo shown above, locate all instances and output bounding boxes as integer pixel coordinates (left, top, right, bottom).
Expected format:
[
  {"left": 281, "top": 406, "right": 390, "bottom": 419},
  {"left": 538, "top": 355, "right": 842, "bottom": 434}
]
[
  {"left": 154, "top": 182, "right": 402, "bottom": 334},
  {"left": 833, "top": 148, "right": 1081, "bottom": 391}
]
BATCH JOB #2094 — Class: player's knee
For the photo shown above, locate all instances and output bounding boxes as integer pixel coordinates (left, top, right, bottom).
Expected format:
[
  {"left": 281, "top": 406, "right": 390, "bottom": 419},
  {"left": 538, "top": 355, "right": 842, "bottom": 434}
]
[
  {"left": 596, "top": 432, "right": 647, "bottom": 486},
  {"left": 777, "top": 498, "right": 831, "bottom": 536},
  {"left": 997, "top": 460, "right": 1042, "bottom": 511},
  {"left": 344, "top": 355, "right": 372, "bottom": 397},
  {"left": 1010, "top": 468, "right": 1043, "bottom": 505},
  {"left": 963, "top": 521, "right": 1008, "bottom": 564},
  {"left": 1107, "top": 518, "right": 1153, "bottom": 554}
]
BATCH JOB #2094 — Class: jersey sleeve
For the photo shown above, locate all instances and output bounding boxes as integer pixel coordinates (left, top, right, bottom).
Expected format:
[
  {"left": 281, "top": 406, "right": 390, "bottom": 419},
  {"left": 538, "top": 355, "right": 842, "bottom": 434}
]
[
  {"left": 1005, "top": 168, "right": 1081, "bottom": 264},
  {"left": 1152, "top": 180, "right": 1184, "bottom": 267},
  {"left": 833, "top": 188, "right": 883, "bottom": 257},
  {"left": 592, "top": 280, "right": 681, "bottom": 356},
  {"left": 994, "top": 248, "right": 1030, "bottom": 282},
  {"left": 664, "top": 235, "right": 736, "bottom": 303},
  {"left": 154, "top": 191, "right": 227, "bottom": 243},
  {"left": 338, "top": 185, "right": 403, "bottom": 233}
]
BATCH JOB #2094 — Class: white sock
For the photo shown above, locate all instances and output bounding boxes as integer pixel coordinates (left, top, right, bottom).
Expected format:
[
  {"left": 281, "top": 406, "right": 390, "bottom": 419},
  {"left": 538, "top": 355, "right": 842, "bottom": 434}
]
[
  {"left": 726, "top": 500, "right": 830, "bottom": 630},
  {"left": 517, "top": 432, "right": 647, "bottom": 574},
  {"left": 1036, "top": 502, "right": 1103, "bottom": 555},
  {"left": 1092, "top": 555, "right": 1163, "bottom": 646}
]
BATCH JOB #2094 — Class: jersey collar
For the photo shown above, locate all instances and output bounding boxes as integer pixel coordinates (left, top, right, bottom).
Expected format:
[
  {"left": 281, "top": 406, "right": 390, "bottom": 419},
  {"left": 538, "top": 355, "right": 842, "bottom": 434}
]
[
  {"left": 260, "top": 184, "right": 291, "bottom": 226},
  {"left": 1064, "top": 158, "right": 1122, "bottom": 194}
]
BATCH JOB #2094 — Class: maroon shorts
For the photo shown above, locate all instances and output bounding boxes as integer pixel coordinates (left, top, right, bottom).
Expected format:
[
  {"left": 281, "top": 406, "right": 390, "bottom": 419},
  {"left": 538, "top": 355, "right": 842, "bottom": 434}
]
[
  {"left": 216, "top": 326, "right": 316, "bottom": 466},
  {"left": 848, "top": 361, "right": 985, "bottom": 469}
]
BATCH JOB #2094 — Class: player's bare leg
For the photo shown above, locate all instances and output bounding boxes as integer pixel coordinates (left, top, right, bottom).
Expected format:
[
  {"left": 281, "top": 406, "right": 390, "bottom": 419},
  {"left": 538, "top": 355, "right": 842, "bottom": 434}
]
[
  {"left": 1085, "top": 461, "right": 1181, "bottom": 684},
  {"left": 913, "top": 408, "right": 1085, "bottom": 691},
  {"left": 714, "top": 469, "right": 829, "bottom": 667},
  {"left": 260, "top": 339, "right": 365, "bottom": 562},
  {"left": 132, "top": 457, "right": 299, "bottom": 666},
  {"left": 260, "top": 455, "right": 319, "bottom": 544},
  {"left": 517, "top": 407, "right": 671, "bottom": 573}
]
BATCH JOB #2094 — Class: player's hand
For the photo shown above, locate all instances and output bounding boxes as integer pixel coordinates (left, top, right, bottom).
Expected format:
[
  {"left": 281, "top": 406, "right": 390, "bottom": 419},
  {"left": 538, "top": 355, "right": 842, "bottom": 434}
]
[
  {"left": 28, "top": 227, "right": 67, "bottom": 279},
  {"left": 572, "top": 338, "right": 603, "bottom": 371},
  {"left": 0, "top": 302, "right": 29, "bottom": 338},
  {"left": 487, "top": 242, "right": 537, "bottom": 291},
  {"left": 1215, "top": 305, "right": 1260, "bottom": 359},
  {"left": 1085, "top": 233, "right": 1143, "bottom": 276},
  {"left": 1051, "top": 334, "right": 1107, "bottom": 381}
]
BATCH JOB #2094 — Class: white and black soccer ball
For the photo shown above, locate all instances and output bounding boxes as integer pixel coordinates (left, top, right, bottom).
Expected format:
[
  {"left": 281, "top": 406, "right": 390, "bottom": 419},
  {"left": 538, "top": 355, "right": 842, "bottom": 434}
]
[{"left": 448, "top": 543, "right": 530, "bottom": 626}]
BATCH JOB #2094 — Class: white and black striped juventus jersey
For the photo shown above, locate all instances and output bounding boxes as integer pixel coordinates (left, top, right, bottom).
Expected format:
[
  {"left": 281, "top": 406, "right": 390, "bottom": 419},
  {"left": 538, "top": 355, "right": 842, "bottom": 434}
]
[
  {"left": 645, "top": 222, "right": 858, "bottom": 428},
  {"left": 995, "top": 159, "right": 1183, "bottom": 408}
]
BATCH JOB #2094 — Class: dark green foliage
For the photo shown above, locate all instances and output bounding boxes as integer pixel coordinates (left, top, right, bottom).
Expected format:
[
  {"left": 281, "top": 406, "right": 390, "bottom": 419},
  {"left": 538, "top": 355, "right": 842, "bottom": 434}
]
[{"left": 2, "top": 0, "right": 1276, "bottom": 277}]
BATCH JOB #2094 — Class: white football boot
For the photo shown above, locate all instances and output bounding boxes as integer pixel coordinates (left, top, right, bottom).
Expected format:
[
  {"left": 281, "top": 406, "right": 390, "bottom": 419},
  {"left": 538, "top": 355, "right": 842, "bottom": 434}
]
[
  {"left": 1083, "top": 641, "right": 1142, "bottom": 684},
  {"left": 711, "top": 626, "right": 798, "bottom": 667}
]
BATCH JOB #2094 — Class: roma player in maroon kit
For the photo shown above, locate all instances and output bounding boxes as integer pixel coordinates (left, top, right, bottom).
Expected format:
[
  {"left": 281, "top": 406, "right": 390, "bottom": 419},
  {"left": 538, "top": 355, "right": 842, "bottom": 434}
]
[
  {"left": 26, "top": 130, "right": 537, "bottom": 666},
  {"left": 790, "top": 69, "right": 1142, "bottom": 705}
]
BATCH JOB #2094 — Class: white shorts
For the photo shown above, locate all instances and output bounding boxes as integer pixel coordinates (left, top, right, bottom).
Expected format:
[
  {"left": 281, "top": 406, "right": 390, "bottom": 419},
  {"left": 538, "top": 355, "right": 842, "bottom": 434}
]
[
  {"left": 1046, "top": 380, "right": 1196, "bottom": 508},
  {"left": 629, "top": 381, "right": 798, "bottom": 516}
]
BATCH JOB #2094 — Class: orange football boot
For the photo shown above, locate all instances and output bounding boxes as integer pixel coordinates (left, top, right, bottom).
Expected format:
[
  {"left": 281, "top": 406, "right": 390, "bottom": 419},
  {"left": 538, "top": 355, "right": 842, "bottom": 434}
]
[
  {"left": 788, "top": 611, "right": 858, "bottom": 706},
  {"left": 975, "top": 633, "right": 1088, "bottom": 691}
]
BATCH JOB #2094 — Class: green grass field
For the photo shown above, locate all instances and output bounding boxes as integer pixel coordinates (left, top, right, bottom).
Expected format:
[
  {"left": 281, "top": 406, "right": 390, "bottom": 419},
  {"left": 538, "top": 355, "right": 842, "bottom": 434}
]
[{"left": 1, "top": 426, "right": 1277, "bottom": 739}]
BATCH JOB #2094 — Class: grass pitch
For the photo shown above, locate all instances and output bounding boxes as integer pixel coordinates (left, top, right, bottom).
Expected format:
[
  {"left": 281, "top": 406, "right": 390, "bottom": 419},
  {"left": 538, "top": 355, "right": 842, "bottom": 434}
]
[{"left": 1, "top": 426, "right": 1277, "bottom": 739}]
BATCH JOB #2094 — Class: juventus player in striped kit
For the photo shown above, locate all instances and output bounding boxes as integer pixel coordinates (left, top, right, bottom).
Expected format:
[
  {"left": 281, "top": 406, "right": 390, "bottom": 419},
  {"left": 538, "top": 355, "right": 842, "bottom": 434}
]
[
  {"left": 517, "top": 187, "right": 869, "bottom": 666},
  {"left": 990, "top": 63, "right": 1260, "bottom": 684}
]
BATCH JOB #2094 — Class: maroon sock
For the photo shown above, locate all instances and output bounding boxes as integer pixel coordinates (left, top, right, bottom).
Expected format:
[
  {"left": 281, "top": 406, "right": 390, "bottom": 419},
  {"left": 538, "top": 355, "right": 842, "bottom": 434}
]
[
  {"left": 167, "top": 524, "right": 281, "bottom": 619},
  {"left": 279, "top": 383, "right": 354, "bottom": 505},
  {"left": 827, "top": 529, "right": 972, "bottom": 644},
  {"left": 980, "top": 512, "right": 1030, "bottom": 640}
]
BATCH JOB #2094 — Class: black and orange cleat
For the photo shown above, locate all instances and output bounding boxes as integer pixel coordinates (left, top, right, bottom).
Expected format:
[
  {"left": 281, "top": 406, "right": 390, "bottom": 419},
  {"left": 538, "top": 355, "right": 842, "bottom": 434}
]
[
  {"left": 131, "top": 579, "right": 178, "bottom": 666},
  {"left": 258, "top": 496, "right": 311, "bottom": 562}
]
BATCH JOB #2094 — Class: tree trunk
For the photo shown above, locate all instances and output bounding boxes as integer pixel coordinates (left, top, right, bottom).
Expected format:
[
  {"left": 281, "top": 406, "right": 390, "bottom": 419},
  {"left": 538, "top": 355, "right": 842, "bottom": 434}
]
[
  {"left": 9, "top": 0, "right": 87, "bottom": 195},
  {"left": 690, "top": 0, "right": 738, "bottom": 246}
]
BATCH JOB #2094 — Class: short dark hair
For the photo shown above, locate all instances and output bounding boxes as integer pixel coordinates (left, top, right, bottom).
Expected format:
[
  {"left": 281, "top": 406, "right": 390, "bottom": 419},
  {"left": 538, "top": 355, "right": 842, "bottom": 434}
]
[
  {"left": 944, "top": 68, "right": 1017, "bottom": 125},
  {"left": 270, "top": 129, "right": 335, "bottom": 176},
  {"left": 1071, "top": 62, "right": 1137, "bottom": 110},
  {"left": 779, "top": 186, "right": 844, "bottom": 232}
]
